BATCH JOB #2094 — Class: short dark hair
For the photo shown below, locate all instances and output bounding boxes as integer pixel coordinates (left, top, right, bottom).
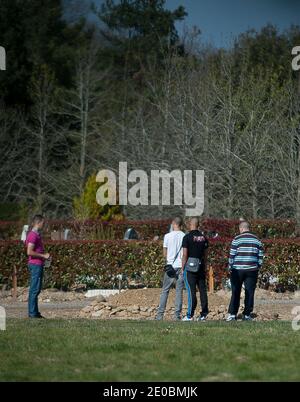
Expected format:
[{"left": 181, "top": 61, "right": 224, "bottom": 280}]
[
  {"left": 172, "top": 216, "right": 183, "bottom": 227},
  {"left": 32, "top": 214, "right": 44, "bottom": 225}
]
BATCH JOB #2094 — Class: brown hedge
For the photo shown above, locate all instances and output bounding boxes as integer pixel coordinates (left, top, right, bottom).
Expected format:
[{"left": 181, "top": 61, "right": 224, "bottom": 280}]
[
  {"left": 0, "top": 239, "right": 299, "bottom": 291},
  {"left": 0, "top": 218, "right": 297, "bottom": 240}
]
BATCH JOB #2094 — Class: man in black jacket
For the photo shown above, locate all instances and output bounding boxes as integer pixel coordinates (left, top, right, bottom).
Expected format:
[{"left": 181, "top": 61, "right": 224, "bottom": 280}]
[{"left": 181, "top": 217, "right": 209, "bottom": 321}]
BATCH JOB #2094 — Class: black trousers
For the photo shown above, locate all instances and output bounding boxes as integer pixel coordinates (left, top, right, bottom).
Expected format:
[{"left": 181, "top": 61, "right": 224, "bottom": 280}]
[
  {"left": 228, "top": 269, "right": 258, "bottom": 316},
  {"left": 184, "top": 269, "right": 208, "bottom": 318}
]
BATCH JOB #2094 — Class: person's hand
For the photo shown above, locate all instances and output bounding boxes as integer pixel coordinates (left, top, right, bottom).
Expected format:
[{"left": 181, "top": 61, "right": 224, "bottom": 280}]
[{"left": 43, "top": 253, "right": 50, "bottom": 260}]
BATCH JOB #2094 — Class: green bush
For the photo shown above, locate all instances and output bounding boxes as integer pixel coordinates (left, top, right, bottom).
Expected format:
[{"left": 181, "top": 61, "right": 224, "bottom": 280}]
[
  {"left": 0, "top": 239, "right": 299, "bottom": 291},
  {"left": 73, "top": 174, "right": 123, "bottom": 220}
]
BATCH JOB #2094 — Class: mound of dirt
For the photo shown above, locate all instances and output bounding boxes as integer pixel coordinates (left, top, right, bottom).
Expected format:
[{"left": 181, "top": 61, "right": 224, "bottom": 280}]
[{"left": 79, "top": 288, "right": 298, "bottom": 321}]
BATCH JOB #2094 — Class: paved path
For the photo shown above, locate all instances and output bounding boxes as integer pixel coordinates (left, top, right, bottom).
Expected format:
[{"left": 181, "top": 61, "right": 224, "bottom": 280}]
[{"left": 1, "top": 300, "right": 90, "bottom": 318}]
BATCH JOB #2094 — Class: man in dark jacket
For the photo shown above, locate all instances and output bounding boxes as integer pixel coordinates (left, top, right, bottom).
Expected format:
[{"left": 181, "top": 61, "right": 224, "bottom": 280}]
[{"left": 181, "top": 217, "right": 209, "bottom": 322}]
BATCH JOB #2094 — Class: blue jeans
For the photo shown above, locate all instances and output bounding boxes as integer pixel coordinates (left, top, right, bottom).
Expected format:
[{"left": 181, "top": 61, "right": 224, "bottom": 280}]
[
  {"left": 183, "top": 269, "right": 208, "bottom": 319},
  {"left": 28, "top": 264, "right": 44, "bottom": 317}
]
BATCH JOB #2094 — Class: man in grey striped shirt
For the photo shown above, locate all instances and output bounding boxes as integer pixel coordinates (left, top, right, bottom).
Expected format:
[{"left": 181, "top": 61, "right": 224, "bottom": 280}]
[{"left": 226, "top": 221, "right": 264, "bottom": 322}]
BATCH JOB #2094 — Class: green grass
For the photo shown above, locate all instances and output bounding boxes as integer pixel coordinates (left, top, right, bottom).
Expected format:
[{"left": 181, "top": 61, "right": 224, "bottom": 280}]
[{"left": 0, "top": 320, "right": 299, "bottom": 381}]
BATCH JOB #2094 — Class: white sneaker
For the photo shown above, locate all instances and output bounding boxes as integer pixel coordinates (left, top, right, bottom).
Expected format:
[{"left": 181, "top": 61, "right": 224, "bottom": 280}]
[
  {"left": 182, "top": 316, "right": 193, "bottom": 322},
  {"left": 226, "top": 314, "right": 237, "bottom": 322},
  {"left": 197, "top": 315, "right": 207, "bottom": 322},
  {"left": 242, "top": 315, "right": 253, "bottom": 321}
]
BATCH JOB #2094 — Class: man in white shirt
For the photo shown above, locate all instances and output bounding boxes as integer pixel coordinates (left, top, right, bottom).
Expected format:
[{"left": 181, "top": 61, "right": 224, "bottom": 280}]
[{"left": 156, "top": 217, "right": 185, "bottom": 321}]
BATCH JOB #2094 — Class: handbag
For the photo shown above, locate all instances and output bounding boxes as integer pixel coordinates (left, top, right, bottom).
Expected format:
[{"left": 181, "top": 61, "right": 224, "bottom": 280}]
[
  {"left": 164, "top": 246, "right": 182, "bottom": 278},
  {"left": 185, "top": 257, "right": 200, "bottom": 273}
]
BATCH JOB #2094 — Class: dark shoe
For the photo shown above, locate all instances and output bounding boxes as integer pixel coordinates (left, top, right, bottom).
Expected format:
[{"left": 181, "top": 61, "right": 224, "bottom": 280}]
[{"left": 29, "top": 314, "right": 45, "bottom": 319}]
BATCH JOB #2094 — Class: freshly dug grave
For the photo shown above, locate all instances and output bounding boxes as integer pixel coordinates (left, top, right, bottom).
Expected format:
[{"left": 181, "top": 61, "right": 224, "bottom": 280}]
[
  {"left": 79, "top": 288, "right": 298, "bottom": 321},
  {"left": 2, "top": 286, "right": 298, "bottom": 321}
]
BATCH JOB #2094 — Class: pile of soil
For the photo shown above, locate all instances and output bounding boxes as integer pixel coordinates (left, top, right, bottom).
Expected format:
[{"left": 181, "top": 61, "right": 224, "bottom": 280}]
[
  {"left": 2, "top": 287, "right": 298, "bottom": 321},
  {"left": 79, "top": 288, "right": 299, "bottom": 321}
]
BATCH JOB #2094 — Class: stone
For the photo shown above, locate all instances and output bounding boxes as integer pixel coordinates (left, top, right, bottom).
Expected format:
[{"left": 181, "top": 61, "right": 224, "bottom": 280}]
[
  {"left": 95, "top": 295, "right": 106, "bottom": 303},
  {"left": 91, "top": 311, "right": 103, "bottom": 318},
  {"left": 215, "top": 289, "right": 227, "bottom": 297},
  {"left": 218, "top": 305, "right": 226, "bottom": 314},
  {"left": 140, "top": 311, "right": 150, "bottom": 317},
  {"left": 110, "top": 307, "right": 123, "bottom": 315},
  {"left": 98, "top": 301, "right": 109, "bottom": 307},
  {"left": 82, "top": 306, "right": 93, "bottom": 313},
  {"left": 124, "top": 228, "right": 139, "bottom": 240},
  {"left": 116, "top": 311, "right": 128, "bottom": 318},
  {"left": 294, "top": 291, "right": 300, "bottom": 300},
  {"left": 128, "top": 305, "right": 140, "bottom": 313},
  {"left": 71, "top": 284, "right": 87, "bottom": 293}
]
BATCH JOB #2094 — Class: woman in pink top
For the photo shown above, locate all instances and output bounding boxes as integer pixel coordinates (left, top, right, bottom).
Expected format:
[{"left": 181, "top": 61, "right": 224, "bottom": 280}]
[{"left": 25, "top": 215, "right": 50, "bottom": 318}]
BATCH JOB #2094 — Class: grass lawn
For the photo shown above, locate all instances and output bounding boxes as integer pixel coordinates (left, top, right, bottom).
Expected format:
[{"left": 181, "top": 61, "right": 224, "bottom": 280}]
[{"left": 0, "top": 319, "right": 299, "bottom": 382}]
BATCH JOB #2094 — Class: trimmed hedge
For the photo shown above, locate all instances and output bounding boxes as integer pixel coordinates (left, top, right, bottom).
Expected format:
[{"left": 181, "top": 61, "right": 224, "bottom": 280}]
[
  {"left": 0, "top": 239, "right": 299, "bottom": 291},
  {"left": 0, "top": 218, "right": 297, "bottom": 240},
  {"left": 0, "top": 219, "right": 170, "bottom": 241}
]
